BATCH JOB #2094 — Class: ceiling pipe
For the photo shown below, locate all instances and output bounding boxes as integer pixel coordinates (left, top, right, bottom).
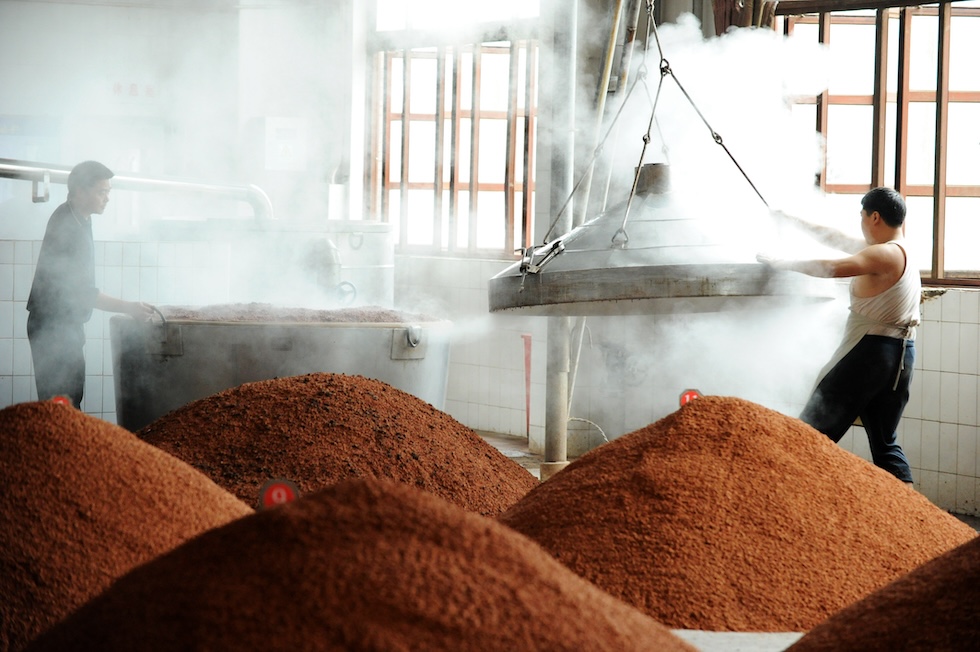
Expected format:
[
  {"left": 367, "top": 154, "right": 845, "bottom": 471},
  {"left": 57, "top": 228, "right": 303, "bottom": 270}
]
[{"left": 0, "top": 158, "right": 275, "bottom": 221}]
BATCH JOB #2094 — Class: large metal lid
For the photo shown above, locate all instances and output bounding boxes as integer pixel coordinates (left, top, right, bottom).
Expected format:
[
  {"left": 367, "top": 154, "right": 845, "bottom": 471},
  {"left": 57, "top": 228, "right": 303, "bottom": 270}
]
[{"left": 488, "top": 165, "right": 833, "bottom": 316}]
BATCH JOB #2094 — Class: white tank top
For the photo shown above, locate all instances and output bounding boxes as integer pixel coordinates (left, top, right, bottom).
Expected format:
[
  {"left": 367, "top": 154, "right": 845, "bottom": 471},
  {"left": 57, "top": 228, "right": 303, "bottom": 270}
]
[{"left": 815, "top": 241, "right": 920, "bottom": 385}]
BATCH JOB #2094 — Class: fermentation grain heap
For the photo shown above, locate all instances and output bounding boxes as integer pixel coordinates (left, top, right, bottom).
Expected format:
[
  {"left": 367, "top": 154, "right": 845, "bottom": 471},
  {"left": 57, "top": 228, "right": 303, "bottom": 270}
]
[
  {"left": 139, "top": 373, "right": 538, "bottom": 516},
  {"left": 24, "top": 478, "right": 698, "bottom": 652},
  {"left": 498, "top": 395, "right": 976, "bottom": 632},
  {"left": 0, "top": 402, "right": 252, "bottom": 652},
  {"left": 787, "top": 535, "right": 980, "bottom": 651}
]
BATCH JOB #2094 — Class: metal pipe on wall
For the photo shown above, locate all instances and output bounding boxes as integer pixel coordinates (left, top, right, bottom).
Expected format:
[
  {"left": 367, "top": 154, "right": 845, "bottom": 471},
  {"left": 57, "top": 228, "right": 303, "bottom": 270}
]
[{"left": 0, "top": 158, "right": 275, "bottom": 221}]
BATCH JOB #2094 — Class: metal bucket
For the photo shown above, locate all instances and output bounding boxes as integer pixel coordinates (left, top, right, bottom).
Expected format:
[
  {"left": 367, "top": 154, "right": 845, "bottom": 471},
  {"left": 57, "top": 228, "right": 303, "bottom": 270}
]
[{"left": 110, "top": 313, "right": 452, "bottom": 432}]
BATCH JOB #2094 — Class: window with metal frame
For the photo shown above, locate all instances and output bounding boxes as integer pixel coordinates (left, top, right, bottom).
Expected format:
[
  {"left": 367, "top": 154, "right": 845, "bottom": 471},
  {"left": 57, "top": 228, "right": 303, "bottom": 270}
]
[
  {"left": 365, "top": 42, "right": 537, "bottom": 258},
  {"left": 776, "top": 0, "right": 980, "bottom": 285}
]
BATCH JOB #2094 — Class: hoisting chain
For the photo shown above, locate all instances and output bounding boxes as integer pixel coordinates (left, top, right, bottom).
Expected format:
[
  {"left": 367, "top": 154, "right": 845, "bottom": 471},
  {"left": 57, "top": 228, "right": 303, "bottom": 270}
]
[{"left": 527, "top": 0, "right": 770, "bottom": 275}]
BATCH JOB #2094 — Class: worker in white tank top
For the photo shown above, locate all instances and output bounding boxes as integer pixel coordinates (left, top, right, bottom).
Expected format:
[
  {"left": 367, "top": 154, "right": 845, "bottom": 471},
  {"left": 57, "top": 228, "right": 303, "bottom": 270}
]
[{"left": 757, "top": 187, "right": 919, "bottom": 486}]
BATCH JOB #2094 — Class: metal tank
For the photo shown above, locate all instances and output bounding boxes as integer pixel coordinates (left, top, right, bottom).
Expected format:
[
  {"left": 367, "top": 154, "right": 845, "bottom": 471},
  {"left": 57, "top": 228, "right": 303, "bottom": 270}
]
[{"left": 110, "top": 307, "right": 452, "bottom": 432}]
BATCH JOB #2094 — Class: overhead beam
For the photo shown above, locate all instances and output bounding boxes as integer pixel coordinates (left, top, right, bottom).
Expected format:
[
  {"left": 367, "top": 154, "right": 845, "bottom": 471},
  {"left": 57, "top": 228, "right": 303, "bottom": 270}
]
[{"left": 775, "top": 0, "right": 971, "bottom": 15}]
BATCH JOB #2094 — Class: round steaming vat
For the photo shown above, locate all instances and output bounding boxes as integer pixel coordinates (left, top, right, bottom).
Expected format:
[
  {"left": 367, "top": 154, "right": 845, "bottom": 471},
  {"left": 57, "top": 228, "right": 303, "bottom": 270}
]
[
  {"left": 489, "top": 164, "right": 834, "bottom": 316},
  {"left": 110, "top": 305, "right": 452, "bottom": 432}
]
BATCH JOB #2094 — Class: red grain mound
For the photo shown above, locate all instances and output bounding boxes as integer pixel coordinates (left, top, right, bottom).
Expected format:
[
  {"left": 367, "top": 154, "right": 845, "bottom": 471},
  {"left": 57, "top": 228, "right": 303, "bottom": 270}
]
[
  {"left": 24, "top": 478, "right": 698, "bottom": 652},
  {"left": 787, "top": 535, "right": 980, "bottom": 651},
  {"left": 138, "top": 373, "right": 538, "bottom": 516},
  {"left": 0, "top": 402, "right": 253, "bottom": 652},
  {"left": 497, "top": 395, "right": 976, "bottom": 632}
]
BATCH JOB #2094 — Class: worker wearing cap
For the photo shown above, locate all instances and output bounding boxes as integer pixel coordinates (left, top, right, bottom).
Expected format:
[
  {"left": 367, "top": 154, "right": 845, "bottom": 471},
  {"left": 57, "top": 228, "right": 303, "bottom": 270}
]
[
  {"left": 758, "top": 187, "right": 919, "bottom": 487},
  {"left": 27, "top": 160, "right": 155, "bottom": 409}
]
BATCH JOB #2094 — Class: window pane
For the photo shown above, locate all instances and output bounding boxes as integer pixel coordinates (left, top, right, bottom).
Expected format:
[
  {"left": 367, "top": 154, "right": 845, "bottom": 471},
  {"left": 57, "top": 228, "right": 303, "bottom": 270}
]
[
  {"left": 909, "top": 14, "right": 938, "bottom": 92},
  {"left": 408, "top": 121, "right": 435, "bottom": 183},
  {"left": 390, "top": 57, "right": 404, "bottom": 113},
  {"left": 456, "top": 190, "right": 470, "bottom": 248},
  {"left": 906, "top": 102, "right": 937, "bottom": 186},
  {"left": 387, "top": 191, "right": 402, "bottom": 242},
  {"left": 476, "top": 191, "right": 505, "bottom": 250},
  {"left": 388, "top": 121, "right": 402, "bottom": 181},
  {"left": 826, "top": 105, "right": 873, "bottom": 185},
  {"left": 409, "top": 54, "right": 438, "bottom": 114},
  {"left": 457, "top": 118, "right": 473, "bottom": 184},
  {"left": 478, "top": 119, "right": 507, "bottom": 184},
  {"left": 905, "top": 196, "right": 934, "bottom": 276},
  {"left": 950, "top": 14, "right": 980, "bottom": 91},
  {"left": 947, "top": 103, "right": 980, "bottom": 185},
  {"left": 480, "top": 47, "right": 512, "bottom": 113},
  {"left": 828, "top": 23, "right": 876, "bottom": 95},
  {"left": 459, "top": 52, "right": 474, "bottom": 111},
  {"left": 944, "top": 197, "right": 980, "bottom": 273},
  {"left": 407, "top": 190, "right": 434, "bottom": 246}
]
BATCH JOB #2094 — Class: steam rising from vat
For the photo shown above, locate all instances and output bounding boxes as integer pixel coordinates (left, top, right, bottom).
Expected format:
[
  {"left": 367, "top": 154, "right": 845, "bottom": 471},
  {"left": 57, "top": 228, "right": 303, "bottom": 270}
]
[{"left": 537, "top": 14, "right": 858, "bottom": 431}]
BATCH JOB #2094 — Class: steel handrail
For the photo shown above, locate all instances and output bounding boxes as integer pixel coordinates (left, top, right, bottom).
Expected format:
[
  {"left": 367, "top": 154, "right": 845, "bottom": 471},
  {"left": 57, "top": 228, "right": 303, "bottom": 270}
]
[{"left": 0, "top": 157, "right": 275, "bottom": 220}]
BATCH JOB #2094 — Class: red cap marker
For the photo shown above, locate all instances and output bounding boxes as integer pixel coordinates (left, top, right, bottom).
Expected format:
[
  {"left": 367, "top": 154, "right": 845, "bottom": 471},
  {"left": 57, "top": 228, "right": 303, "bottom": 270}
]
[
  {"left": 258, "top": 478, "right": 301, "bottom": 510},
  {"left": 679, "top": 389, "right": 702, "bottom": 407}
]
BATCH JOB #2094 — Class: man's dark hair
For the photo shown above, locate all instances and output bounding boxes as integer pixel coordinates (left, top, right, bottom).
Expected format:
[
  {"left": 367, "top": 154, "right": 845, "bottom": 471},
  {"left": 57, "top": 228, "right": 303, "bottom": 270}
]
[
  {"left": 861, "top": 187, "right": 906, "bottom": 228},
  {"left": 67, "top": 160, "right": 114, "bottom": 195}
]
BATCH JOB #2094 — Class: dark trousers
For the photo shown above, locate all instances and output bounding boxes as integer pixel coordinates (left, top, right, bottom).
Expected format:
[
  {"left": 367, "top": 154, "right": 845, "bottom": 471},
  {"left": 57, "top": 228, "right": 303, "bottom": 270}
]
[
  {"left": 800, "top": 334, "right": 915, "bottom": 483},
  {"left": 27, "top": 312, "right": 86, "bottom": 409}
]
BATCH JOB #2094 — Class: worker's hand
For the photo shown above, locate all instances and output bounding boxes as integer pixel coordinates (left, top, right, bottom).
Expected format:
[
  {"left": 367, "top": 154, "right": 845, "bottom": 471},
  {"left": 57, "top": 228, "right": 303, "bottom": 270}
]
[
  {"left": 129, "top": 301, "right": 156, "bottom": 322},
  {"left": 756, "top": 253, "right": 778, "bottom": 268}
]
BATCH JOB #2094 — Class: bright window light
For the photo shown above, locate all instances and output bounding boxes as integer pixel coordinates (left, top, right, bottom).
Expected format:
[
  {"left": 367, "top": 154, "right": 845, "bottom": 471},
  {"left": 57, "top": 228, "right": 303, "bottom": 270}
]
[{"left": 375, "top": 0, "right": 540, "bottom": 32}]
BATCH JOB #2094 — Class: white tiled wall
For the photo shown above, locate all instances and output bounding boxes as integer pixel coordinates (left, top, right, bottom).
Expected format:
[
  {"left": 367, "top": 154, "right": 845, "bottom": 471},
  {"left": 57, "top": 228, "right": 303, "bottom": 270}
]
[
  {"left": 3, "top": 245, "right": 979, "bottom": 516},
  {"left": 0, "top": 238, "right": 233, "bottom": 420}
]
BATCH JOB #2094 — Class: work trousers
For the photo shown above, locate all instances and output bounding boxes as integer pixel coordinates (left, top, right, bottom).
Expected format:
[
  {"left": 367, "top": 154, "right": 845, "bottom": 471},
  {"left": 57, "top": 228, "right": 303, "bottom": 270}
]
[
  {"left": 27, "top": 312, "right": 86, "bottom": 409},
  {"left": 800, "top": 334, "right": 915, "bottom": 483}
]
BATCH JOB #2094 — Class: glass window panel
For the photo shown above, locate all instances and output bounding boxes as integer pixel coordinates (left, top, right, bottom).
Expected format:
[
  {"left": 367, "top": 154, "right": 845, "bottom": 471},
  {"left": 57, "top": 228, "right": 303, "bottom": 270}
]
[
  {"left": 387, "top": 191, "right": 402, "bottom": 241},
  {"left": 904, "top": 195, "right": 935, "bottom": 276},
  {"left": 408, "top": 121, "right": 436, "bottom": 183},
  {"left": 886, "top": 13, "right": 900, "bottom": 95},
  {"left": 476, "top": 191, "right": 505, "bottom": 250},
  {"left": 456, "top": 190, "right": 470, "bottom": 248},
  {"left": 459, "top": 52, "right": 474, "bottom": 111},
  {"left": 946, "top": 103, "right": 980, "bottom": 185},
  {"left": 388, "top": 121, "right": 402, "bottom": 181},
  {"left": 791, "top": 22, "right": 819, "bottom": 44},
  {"left": 883, "top": 102, "right": 897, "bottom": 188},
  {"left": 440, "top": 189, "right": 452, "bottom": 248},
  {"left": 828, "top": 23, "right": 877, "bottom": 95},
  {"left": 406, "top": 190, "right": 435, "bottom": 246},
  {"left": 441, "top": 118, "right": 454, "bottom": 183},
  {"left": 950, "top": 15, "right": 980, "bottom": 91},
  {"left": 905, "top": 102, "right": 937, "bottom": 186},
  {"left": 478, "top": 119, "right": 508, "bottom": 184},
  {"left": 390, "top": 57, "right": 404, "bottom": 114},
  {"left": 409, "top": 54, "right": 438, "bottom": 115},
  {"left": 943, "top": 197, "right": 980, "bottom": 273},
  {"left": 514, "top": 123, "right": 526, "bottom": 183},
  {"left": 457, "top": 118, "right": 473, "bottom": 184},
  {"left": 480, "top": 48, "right": 512, "bottom": 113},
  {"left": 825, "top": 105, "right": 873, "bottom": 185},
  {"left": 909, "top": 14, "right": 939, "bottom": 92}
]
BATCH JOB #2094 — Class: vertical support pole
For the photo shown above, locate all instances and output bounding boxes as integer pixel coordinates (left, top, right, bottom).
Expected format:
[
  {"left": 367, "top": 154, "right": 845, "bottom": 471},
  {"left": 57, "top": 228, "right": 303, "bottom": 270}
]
[
  {"left": 522, "top": 333, "right": 532, "bottom": 439},
  {"left": 540, "top": 0, "right": 577, "bottom": 481}
]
